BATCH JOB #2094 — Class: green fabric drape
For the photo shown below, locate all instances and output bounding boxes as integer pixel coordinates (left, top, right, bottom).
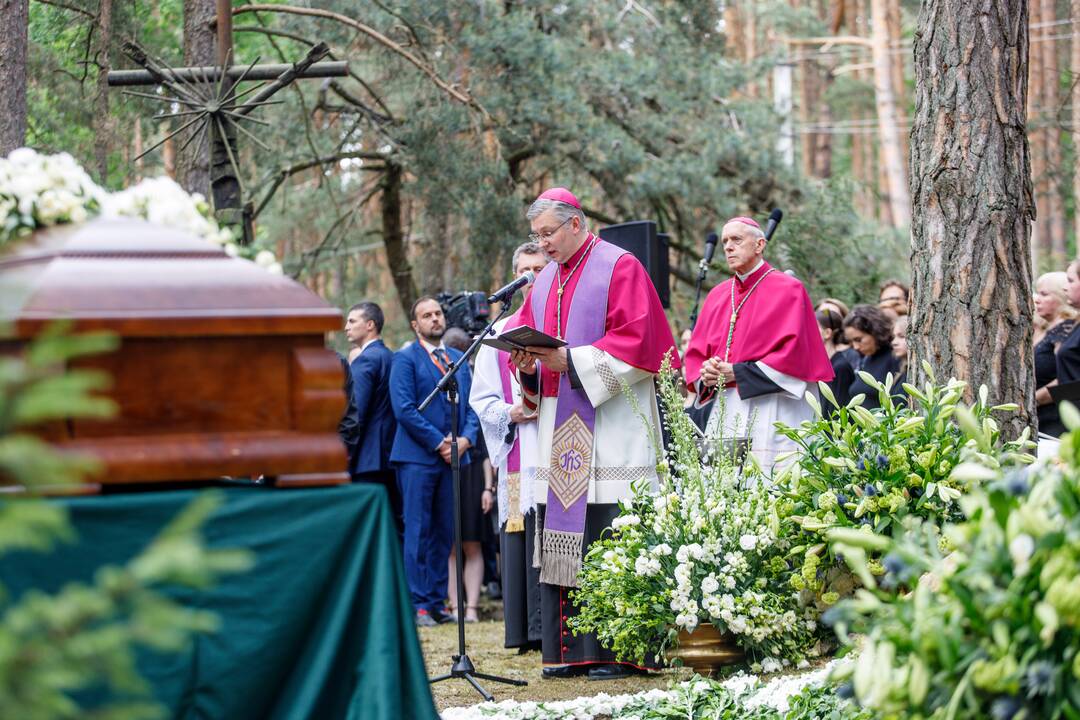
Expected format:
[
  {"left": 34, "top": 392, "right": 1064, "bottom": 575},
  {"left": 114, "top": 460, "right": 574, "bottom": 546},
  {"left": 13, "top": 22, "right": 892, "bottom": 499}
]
[{"left": 1, "top": 484, "right": 439, "bottom": 720}]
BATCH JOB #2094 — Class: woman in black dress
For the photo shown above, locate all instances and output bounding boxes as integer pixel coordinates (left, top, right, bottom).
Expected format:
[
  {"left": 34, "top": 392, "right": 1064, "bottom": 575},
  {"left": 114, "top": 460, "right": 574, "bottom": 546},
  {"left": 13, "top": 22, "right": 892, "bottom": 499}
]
[
  {"left": 1047, "top": 264, "right": 1080, "bottom": 429},
  {"left": 843, "top": 304, "right": 903, "bottom": 410},
  {"left": 1032, "top": 272, "right": 1076, "bottom": 436},
  {"left": 817, "top": 308, "right": 855, "bottom": 409}
]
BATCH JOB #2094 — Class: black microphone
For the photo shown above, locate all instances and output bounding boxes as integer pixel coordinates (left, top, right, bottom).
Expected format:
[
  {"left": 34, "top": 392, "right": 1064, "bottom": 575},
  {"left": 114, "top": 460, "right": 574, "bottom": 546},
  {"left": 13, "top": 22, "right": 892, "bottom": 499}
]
[
  {"left": 487, "top": 270, "right": 536, "bottom": 304},
  {"left": 702, "top": 232, "right": 719, "bottom": 265},
  {"left": 764, "top": 208, "right": 783, "bottom": 241}
]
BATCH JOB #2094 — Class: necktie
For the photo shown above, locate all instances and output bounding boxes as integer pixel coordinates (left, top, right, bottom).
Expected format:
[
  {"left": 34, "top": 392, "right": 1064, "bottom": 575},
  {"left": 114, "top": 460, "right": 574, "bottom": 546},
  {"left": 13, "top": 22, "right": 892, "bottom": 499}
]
[{"left": 431, "top": 348, "right": 450, "bottom": 374}]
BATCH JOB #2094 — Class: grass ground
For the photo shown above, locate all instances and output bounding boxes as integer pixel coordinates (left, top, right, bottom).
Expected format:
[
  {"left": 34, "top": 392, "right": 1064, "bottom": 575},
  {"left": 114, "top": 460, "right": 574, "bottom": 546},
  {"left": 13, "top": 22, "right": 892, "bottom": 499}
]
[{"left": 419, "top": 598, "right": 691, "bottom": 712}]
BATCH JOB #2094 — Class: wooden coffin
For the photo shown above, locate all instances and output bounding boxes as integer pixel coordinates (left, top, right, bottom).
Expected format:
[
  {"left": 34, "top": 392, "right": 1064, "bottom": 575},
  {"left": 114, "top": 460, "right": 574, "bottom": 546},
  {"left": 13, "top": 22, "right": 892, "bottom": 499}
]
[{"left": 0, "top": 217, "right": 348, "bottom": 488}]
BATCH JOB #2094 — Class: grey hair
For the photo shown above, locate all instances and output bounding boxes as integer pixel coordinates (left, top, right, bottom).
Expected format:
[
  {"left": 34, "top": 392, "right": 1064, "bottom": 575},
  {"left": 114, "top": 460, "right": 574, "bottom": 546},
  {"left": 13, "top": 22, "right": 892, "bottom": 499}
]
[
  {"left": 511, "top": 241, "right": 542, "bottom": 271},
  {"left": 723, "top": 219, "right": 766, "bottom": 241},
  {"left": 526, "top": 198, "right": 586, "bottom": 226}
]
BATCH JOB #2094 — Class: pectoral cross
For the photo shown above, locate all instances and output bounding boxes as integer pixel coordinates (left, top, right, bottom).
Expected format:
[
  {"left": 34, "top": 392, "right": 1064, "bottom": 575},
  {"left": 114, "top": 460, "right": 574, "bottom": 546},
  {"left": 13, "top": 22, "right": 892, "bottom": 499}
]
[{"left": 107, "top": 0, "right": 348, "bottom": 243}]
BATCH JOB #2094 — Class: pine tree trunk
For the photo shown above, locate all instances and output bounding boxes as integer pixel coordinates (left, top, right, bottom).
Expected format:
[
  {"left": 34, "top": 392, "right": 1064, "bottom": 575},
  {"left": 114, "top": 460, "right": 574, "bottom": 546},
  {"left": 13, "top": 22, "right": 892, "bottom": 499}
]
[
  {"left": 179, "top": 0, "right": 215, "bottom": 197},
  {"left": 380, "top": 163, "right": 418, "bottom": 317},
  {"left": 1028, "top": 0, "right": 1047, "bottom": 268},
  {"left": 1073, "top": 0, "right": 1080, "bottom": 251},
  {"left": 871, "top": 0, "right": 911, "bottom": 227},
  {"left": 886, "top": 0, "right": 908, "bottom": 175},
  {"left": 910, "top": 0, "right": 1035, "bottom": 439},
  {"left": 1040, "top": 0, "right": 1067, "bottom": 265},
  {"left": 92, "top": 0, "right": 113, "bottom": 183},
  {"left": 0, "top": 0, "right": 29, "bottom": 156}
]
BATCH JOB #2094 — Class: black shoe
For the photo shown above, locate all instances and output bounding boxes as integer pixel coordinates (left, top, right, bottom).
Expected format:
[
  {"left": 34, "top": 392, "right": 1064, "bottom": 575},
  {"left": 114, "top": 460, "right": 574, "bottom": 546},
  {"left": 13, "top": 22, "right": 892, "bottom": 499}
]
[
  {"left": 429, "top": 608, "right": 454, "bottom": 625},
  {"left": 588, "top": 663, "right": 642, "bottom": 681},
  {"left": 516, "top": 640, "right": 542, "bottom": 655},
  {"left": 541, "top": 664, "right": 590, "bottom": 679}
]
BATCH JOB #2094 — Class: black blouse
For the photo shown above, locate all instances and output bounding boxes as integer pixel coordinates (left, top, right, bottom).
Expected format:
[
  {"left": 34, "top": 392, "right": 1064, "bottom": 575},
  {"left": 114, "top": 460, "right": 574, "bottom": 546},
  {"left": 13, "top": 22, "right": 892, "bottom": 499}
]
[
  {"left": 826, "top": 350, "right": 855, "bottom": 410},
  {"left": 1056, "top": 322, "right": 1080, "bottom": 385},
  {"left": 849, "top": 346, "right": 903, "bottom": 410}
]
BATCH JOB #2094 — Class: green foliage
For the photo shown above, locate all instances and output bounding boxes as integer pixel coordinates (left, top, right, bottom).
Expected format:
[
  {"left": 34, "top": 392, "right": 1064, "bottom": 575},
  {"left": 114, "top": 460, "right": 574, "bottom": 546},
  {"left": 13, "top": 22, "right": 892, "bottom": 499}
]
[
  {"left": 0, "top": 327, "right": 253, "bottom": 719},
  {"left": 25, "top": 0, "right": 901, "bottom": 320},
  {"left": 774, "top": 364, "right": 1034, "bottom": 606},
  {"left": 823, "top": 412, "right": 1080, "bottom": 719},
  {"left": 0, "top": 323, "right": 118, "bottom": 489},
  {"left": 569, "top": 364, "right": 820, "bottom": 670}
]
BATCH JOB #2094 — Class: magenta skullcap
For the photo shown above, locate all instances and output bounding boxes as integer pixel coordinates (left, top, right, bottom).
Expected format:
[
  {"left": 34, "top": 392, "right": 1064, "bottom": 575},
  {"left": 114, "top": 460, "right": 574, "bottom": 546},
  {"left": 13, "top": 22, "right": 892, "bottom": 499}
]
[
  {"left": 536, "top": 187, "right": 582, "bottom": 209},
  {"left": 725, "top": 216, "right": 761, "bottom": 229}
]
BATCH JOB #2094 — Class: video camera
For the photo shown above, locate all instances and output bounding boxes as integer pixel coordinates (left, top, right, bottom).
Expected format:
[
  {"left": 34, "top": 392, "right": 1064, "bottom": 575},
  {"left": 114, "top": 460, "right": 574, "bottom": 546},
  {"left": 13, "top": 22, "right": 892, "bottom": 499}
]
[{"left": 436, "top": 291, "right": 490, "bottom": 336}]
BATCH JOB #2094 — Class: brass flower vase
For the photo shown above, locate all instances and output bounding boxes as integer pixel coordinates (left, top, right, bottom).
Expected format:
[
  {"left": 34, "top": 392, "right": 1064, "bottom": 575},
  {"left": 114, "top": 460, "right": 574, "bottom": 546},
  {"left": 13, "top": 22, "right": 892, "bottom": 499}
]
[{"left": 666, "top": 623, "right": 744, "bottom": 676}]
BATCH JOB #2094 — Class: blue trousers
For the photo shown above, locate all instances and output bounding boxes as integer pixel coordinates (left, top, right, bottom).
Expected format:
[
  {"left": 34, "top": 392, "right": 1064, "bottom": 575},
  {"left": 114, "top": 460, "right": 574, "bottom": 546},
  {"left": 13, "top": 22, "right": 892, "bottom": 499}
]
[{"left": 397, "top": 462, "right": 455, "bottom": 613}]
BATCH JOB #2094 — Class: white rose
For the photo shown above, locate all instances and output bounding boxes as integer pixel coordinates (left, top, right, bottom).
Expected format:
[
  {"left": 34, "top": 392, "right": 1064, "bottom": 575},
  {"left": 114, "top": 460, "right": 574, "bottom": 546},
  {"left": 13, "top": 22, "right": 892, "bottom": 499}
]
[
  {"left": 739, "top": 534, "right": 758, "bottom": 551},
  {"left": 254, "top": 250, "right": 276, "bottom": 268}
]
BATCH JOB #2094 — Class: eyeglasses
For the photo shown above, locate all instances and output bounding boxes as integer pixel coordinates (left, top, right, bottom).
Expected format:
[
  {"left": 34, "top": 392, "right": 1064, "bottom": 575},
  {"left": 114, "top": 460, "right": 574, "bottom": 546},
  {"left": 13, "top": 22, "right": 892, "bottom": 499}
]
[{"left": 528, "top": 217, "right": 571, "bottom": 243}]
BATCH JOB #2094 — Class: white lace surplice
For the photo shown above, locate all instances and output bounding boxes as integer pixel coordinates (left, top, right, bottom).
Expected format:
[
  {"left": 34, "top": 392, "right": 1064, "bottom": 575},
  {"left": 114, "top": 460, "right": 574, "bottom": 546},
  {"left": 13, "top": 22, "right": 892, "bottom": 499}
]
[{"left": 468, "top": 317, "right": 537, "bottom": 527}]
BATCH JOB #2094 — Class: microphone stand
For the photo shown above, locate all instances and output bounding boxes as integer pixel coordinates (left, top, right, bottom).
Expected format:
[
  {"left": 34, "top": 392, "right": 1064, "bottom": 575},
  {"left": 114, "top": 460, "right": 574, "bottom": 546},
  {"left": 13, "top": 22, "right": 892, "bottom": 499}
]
[
  {"left": 689, "top": 255, "right": 710, "bottom": 330},
  {"left": 420, "top": 301, "right": 527, "bottom": 702}
]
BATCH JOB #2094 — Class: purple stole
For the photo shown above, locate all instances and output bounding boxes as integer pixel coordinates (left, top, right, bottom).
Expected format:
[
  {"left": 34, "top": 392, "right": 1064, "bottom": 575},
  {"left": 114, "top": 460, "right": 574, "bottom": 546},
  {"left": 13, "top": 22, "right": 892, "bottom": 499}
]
[
  {"left": 497, "top": 347, "right": 525, "bottom": 533},
  {"left": 531, "top": 239, "right": 625, "bottom": 587}
]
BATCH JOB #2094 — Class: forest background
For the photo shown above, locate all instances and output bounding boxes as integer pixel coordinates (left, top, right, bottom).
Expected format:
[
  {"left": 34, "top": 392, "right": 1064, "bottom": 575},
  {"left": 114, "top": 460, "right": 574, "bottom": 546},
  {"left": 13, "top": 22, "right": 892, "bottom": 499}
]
[{"left": 6, "top": 0, "right": 1077, "bottom": 345}]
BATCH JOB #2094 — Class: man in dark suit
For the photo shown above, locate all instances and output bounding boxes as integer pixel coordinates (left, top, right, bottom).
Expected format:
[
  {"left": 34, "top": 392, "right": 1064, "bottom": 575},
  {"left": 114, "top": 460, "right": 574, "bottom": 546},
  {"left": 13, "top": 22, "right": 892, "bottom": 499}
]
[
  {"left": 344, "top": 302, "right": 401, "bottom": 534},
  {"left": 390, "top": 296, "right": 481, "bottom": 627}
]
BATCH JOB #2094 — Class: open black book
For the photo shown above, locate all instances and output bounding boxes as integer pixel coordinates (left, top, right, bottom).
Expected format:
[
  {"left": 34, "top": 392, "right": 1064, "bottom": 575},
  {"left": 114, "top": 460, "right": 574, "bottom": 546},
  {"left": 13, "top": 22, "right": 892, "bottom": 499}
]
[{"left": 480, "top": 325, "right": 567, "bottom": 353}]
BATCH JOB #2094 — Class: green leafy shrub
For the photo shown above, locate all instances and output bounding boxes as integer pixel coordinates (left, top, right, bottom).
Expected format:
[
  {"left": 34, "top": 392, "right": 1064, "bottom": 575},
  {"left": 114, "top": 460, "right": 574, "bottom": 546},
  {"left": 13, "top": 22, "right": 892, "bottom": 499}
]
[
  {"left": 823, "top": 407, "right": 1080, "bottom": 720},
  {"left": 774, "top": 364, "right": 1033, "bottom": 607}
]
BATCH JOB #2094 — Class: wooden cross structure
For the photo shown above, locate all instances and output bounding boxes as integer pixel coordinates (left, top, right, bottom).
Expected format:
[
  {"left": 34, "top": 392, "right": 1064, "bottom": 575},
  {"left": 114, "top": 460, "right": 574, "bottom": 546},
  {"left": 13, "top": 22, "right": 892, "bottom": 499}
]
[{"left": 107, "top": 0, "right": 348, "bottom": 243}]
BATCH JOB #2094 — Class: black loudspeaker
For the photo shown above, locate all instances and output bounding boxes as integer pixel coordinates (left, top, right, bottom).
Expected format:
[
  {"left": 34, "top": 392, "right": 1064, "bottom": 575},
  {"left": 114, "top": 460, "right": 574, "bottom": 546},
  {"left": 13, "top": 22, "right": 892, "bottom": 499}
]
[{"left": 599, "top": 220, "right": 670, "bottom": 308}]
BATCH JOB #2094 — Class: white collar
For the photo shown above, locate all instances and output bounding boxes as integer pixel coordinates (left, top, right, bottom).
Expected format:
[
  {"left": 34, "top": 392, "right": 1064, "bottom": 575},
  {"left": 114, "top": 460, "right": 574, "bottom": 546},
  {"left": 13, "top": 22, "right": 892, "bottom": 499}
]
[
  {"left": 359, "top": 337, "right": 380, "bottom": 354},
  {"left": 418, "top": 337, "right": 446, "bottom": 355},
  {"left": 736, "top": 259, "right": 765, "bottom": 282}
]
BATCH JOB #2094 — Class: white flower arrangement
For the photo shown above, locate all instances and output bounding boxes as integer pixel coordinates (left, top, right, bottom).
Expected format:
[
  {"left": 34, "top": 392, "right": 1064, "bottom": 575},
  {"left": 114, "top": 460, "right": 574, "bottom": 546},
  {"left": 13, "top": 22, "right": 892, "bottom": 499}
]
[
  {"left": 440, "top": 660, "right": 845, "bottom": 720},
  {"left": 570, "top": 368, "right": 822, "bottom": 668},
  {"left": 0, "top": 148, "right": 104, "bottom": 238},
  {"left": 1, "top": 148, "right": 281, "bottom": 273}
]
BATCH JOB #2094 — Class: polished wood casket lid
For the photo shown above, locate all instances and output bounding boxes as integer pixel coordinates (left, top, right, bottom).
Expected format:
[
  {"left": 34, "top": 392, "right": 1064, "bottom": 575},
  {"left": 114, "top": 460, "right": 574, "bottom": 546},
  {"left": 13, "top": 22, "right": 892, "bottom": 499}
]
[
  {"left": 0, "top": 217, "right": 341, "bottom": 337},
  {"left": 0, "top": 217, "right": 348, "bottom": 488}
]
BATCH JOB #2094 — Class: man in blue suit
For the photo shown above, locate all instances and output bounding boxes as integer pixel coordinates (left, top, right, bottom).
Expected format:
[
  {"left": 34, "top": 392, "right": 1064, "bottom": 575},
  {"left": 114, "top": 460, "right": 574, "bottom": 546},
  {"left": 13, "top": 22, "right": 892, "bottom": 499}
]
[
  {"left": 344, "top": 302, "right": 401, "bottom": 534},
  {"left": 390, "top": 296, "right": 481, "bottom": 627}
]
